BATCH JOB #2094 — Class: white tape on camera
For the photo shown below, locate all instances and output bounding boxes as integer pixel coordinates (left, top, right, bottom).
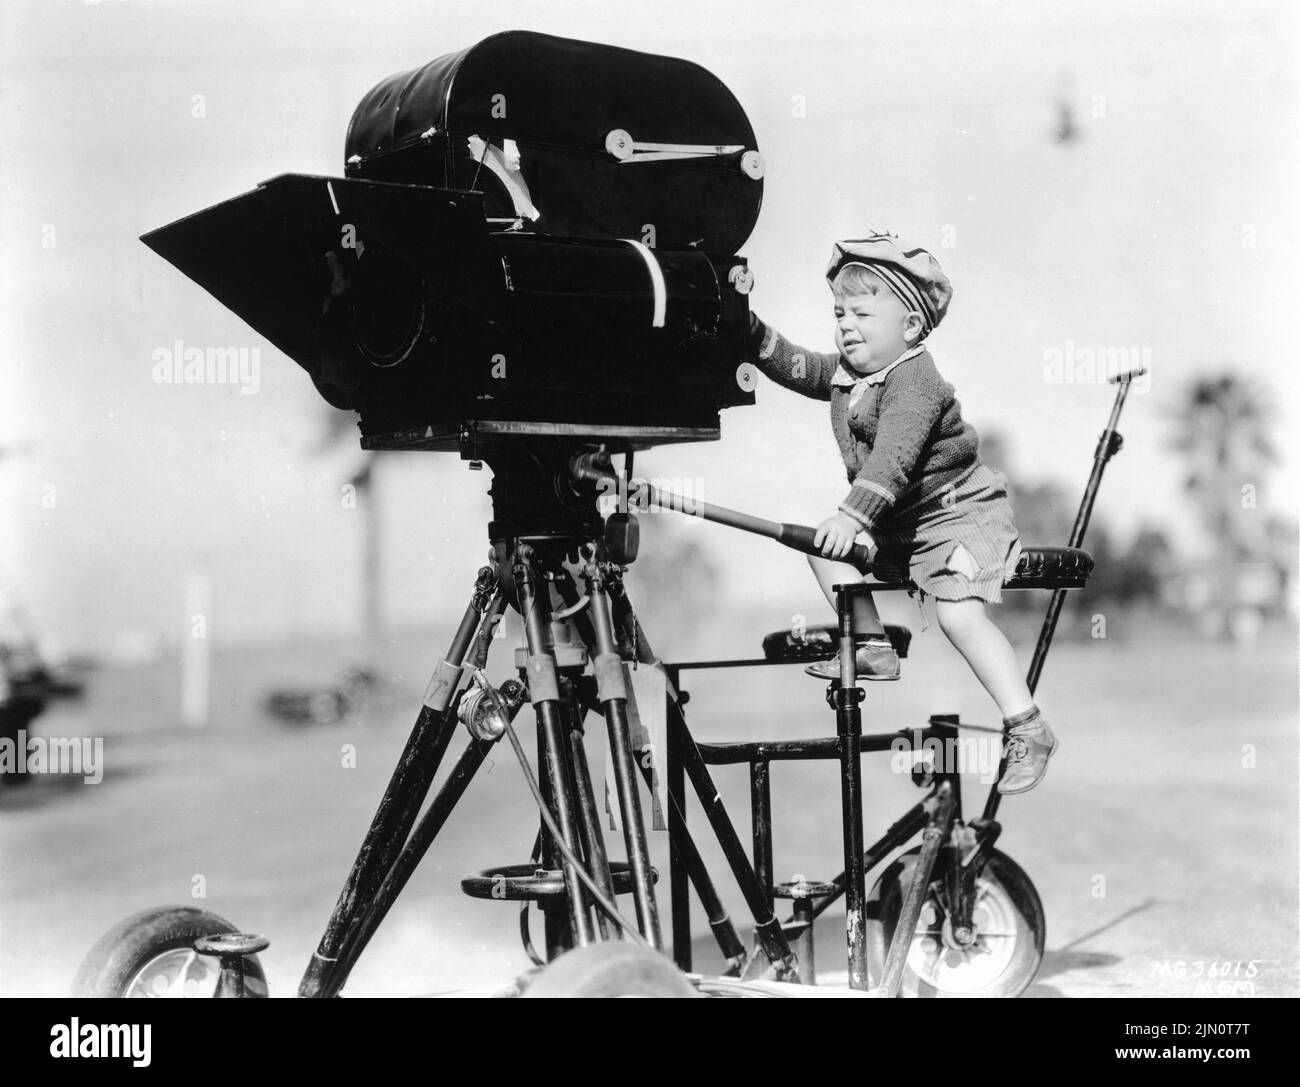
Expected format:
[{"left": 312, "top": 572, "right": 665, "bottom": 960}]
[{"left": 621, "top": 239, "right": 667, "bottom": 328}]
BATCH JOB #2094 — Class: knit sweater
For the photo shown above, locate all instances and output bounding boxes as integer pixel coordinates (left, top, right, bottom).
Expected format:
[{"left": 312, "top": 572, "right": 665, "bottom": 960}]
[{"left": 749, "top": 315, "right": 981, "bottom": 530}]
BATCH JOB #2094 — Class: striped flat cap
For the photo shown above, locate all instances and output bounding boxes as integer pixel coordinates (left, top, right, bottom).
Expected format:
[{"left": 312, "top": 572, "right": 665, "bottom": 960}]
[{"left": 826, "top": 233, "right": 953, "bottom": 335}]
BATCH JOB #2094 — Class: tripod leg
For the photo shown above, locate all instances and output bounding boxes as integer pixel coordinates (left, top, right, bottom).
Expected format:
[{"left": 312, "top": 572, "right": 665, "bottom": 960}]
[
  {"left": 553, "top": 567, "right": 741, "bottom": 964},
  {"left": 606, "top": 575, "right": 796, "bottom": 977},
  {"left": 338, "top": 679, "right": 529, "bottom": 973},
  {"left": 562, "top": 680, "right": 619, "bottom": 941},
  {"left": 585, "top": 559, "right": 663, "bottom": 949},
  {"left": 299, "top": 568, "right": 499, "bottom": 999},
  {"left": 515, "top": 544, "right": 596, "bottom": 948},
  {"left": 347, "top": 742, "right": 493, "bottom": 969},
  {"left": 536, "top": 719, "right": 570, "bottom": 959}
]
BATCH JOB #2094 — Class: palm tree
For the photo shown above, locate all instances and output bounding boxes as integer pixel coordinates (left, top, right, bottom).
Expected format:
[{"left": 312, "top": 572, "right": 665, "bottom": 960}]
[
  {"left": 1167, "top": 374, "right": 1279, "bottom": 636},
  {"left": 1167, "top": 374, "right": 1277, "bottom": 561}
]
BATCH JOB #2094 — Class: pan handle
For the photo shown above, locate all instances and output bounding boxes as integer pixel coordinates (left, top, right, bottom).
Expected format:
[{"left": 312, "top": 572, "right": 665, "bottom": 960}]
[{"left": 572, "top": 450, "right": 873, "bottom": 571}]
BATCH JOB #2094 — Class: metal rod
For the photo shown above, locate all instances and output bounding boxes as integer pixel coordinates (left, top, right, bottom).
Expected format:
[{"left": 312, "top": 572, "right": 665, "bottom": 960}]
[
  {"left": 666, "top": 689, "right": 692, "bottom": 971},
  {"left": 655, "top": 763, "right": 748, "bottom": 970},
  {"left": 571, "top": 454, "right": 872, "bottom": 571},
  {"left": 608, "top": 576, "right": 786, "bottom": 974},
  {"left": 537, "top": 714, "right": 567, "bottom": 958},
  {"left": 1029, "top": 375, "right": 1133, "bottom": 696},
  {"left": 809, "top": 803, "right": 929, "bottom": 920},
  {"left": 603, "top": 706, "right": 658, "bottom": 943},
  {"left": 497, "top": 712, "right": 650, "bottom": 946},
  {"left": 700, "top": 737, "right": 842, "bottom": 763},
  {"left": 697, "top": 732, "right": 922, "bottom": 763},
  {"left": 669, "top": 710, "right": 797, "bottom": 976},
  {"left": 468, "top": 591, "right": 509, "bottom": 670},
  {"left": 557, "top": 570, "right": 742, "bottom": 964},
  {"left": 540, "top": 710, "right": 595, "bottom": 945},
  {"left": 878, "top": 783, "right": 956, "bottom": 997},
  {"left": 563, "top": 683, "right": 619, "bottom": 942},
  {"left": 298, "top": 569, "right": 499, "bottom": 998},
  {"left": 535, "top": 572, "right": 582, "bottom": 956},
  {"left": 984, "top": 374, "right": 1137, "bottom": 823},
  {"left": 791, "top": 898, "right": 816, "bottom": 985},
  {"left": 750, "top": 761, "right": 774, "bottom": 915},
  {"left": 340, "top": 736, "right": 496, "bottom": 969},
  {"left": 640, "top": 737, "right": 747, "bottom": 969},
  {"left": 516, "top": 544, "right": 595, "bottom": 948},
  {"left": 835, "top": 586, "right": 869, "bottom": 990},
  {"left": 341, "top": 677, "right": 530, "bottom": 969},
  {"left": 586, "top": 561, "right": 663, "bottom": 949}
]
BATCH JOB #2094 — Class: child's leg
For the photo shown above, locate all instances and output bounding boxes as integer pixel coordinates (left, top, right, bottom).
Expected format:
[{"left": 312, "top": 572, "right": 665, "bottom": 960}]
[
  {"left": 806, "top": 554, "right": 884, "bottom": 634},
  {"left": 934, "top": 598, "right": 1055, "bottom": 794},
  {"left": 933, "top": 598, "right": 1033, "bottom": 717}
]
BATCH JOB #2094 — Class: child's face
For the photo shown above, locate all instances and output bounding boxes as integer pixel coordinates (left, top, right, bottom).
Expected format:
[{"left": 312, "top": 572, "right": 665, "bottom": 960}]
[{"left": 832, "top": 275, "right": 920, "bottom": 373}]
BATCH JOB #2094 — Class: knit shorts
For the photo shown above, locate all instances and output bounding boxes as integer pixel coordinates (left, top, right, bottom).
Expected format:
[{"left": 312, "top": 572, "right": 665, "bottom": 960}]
[{"left": 868, "top": 464, "right": 1023, "bottom": 604}]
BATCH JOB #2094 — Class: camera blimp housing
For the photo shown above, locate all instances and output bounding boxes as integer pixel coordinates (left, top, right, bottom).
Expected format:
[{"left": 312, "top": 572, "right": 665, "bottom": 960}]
[{"left": 141, "top": 31, "right": 764, "bottom": 455}]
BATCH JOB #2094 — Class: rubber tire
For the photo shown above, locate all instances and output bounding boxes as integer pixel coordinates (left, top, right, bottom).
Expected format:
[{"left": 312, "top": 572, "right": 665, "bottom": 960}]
[
  {"left": 522, "top": 943, "right": 699, "bottom": 998},
  {"left": 72, "top": 906, "right": 268, "bottom": 997},
  {"left": 865, "top": 847, "right": 1044, "bottom": 998}
]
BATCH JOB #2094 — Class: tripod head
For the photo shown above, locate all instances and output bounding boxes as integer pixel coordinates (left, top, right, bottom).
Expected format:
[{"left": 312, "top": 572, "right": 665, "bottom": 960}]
[
  {"left": 478, "top": 440, "right": 641, "bottom": 642},
  {"left": 482, "top": 440, "right": 614, "bottom": 542}
]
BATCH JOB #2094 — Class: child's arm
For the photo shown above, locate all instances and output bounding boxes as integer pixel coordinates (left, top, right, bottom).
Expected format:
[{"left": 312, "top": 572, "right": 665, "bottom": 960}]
[
  {"left": 748, "top": 312, "right": 840, "bottom": 402},
  {"left": 839, "top": 355, "right": 946, "bottom": 531}
]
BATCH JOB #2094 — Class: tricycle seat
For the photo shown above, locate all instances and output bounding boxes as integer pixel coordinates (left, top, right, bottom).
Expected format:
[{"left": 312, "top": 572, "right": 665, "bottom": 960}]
[
  {"left": 1005, "top": 545, "right": 1094, "bottom": 589},
  {"left": 856, "top": 544, "right": 1094, "bottom": 593}
]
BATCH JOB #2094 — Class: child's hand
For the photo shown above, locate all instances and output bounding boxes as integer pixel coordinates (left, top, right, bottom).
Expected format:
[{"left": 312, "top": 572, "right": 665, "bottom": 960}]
[{"left": 814, "top": 512, "right": 869, "bottom": 560}]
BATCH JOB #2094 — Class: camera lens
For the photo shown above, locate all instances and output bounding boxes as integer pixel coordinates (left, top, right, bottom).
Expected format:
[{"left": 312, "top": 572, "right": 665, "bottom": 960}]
[{"left": 349, "top": 242, "right": 428, "bottom": 367}]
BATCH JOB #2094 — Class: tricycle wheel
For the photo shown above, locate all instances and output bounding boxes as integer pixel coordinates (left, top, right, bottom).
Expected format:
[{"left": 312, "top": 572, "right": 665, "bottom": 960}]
[
  {"left": 865, "top": 847, "right": 1044, "bottom": 997},
  {"left": 72, "top": 906, "right": 268, "bottom": 998},
  {"left": 522, "top": 942, "right": 698, "bottom": 998}
]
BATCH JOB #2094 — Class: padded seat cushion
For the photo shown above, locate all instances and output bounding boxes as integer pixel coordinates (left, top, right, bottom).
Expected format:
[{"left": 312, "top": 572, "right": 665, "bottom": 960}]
[
  {"left": 862, "top": 545, "right": 1093, "bottom": 592},
  {"left": 1007, "top": 545, "right": 1093, "bottom": 588}
]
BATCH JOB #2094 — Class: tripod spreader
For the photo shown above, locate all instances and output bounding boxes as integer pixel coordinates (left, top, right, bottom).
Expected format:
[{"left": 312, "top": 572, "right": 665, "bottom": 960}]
[{"left": 570, "top": 450, "right": 874, "bottom": 571}]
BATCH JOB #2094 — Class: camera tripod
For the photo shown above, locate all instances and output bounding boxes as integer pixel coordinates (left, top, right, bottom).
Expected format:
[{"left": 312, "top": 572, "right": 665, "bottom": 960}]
[{"left": 293, "top": 439, "right": 795, "bottom": 997}]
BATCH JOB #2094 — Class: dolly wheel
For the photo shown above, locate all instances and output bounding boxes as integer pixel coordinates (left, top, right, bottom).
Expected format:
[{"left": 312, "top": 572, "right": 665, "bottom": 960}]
[
  {"left": 72, "top": 906, "right": 269, "bottom": 998},
  {"left": 522, "top": 943, "right": 699, "bottom": 998},
  {"left": 865, "top": 848, "right": 1045, "bottom": 997}
]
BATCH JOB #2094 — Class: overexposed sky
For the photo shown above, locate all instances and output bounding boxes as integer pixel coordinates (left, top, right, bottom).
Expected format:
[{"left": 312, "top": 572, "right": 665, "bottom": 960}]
[{"left": 1, "top": 0, "right": 1296, "bottom": 651}]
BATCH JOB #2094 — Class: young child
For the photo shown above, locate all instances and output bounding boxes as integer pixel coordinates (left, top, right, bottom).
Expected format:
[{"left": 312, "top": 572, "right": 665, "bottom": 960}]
[{"left": 748, "top": 232, "right": 1055, "bottom": 794}]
